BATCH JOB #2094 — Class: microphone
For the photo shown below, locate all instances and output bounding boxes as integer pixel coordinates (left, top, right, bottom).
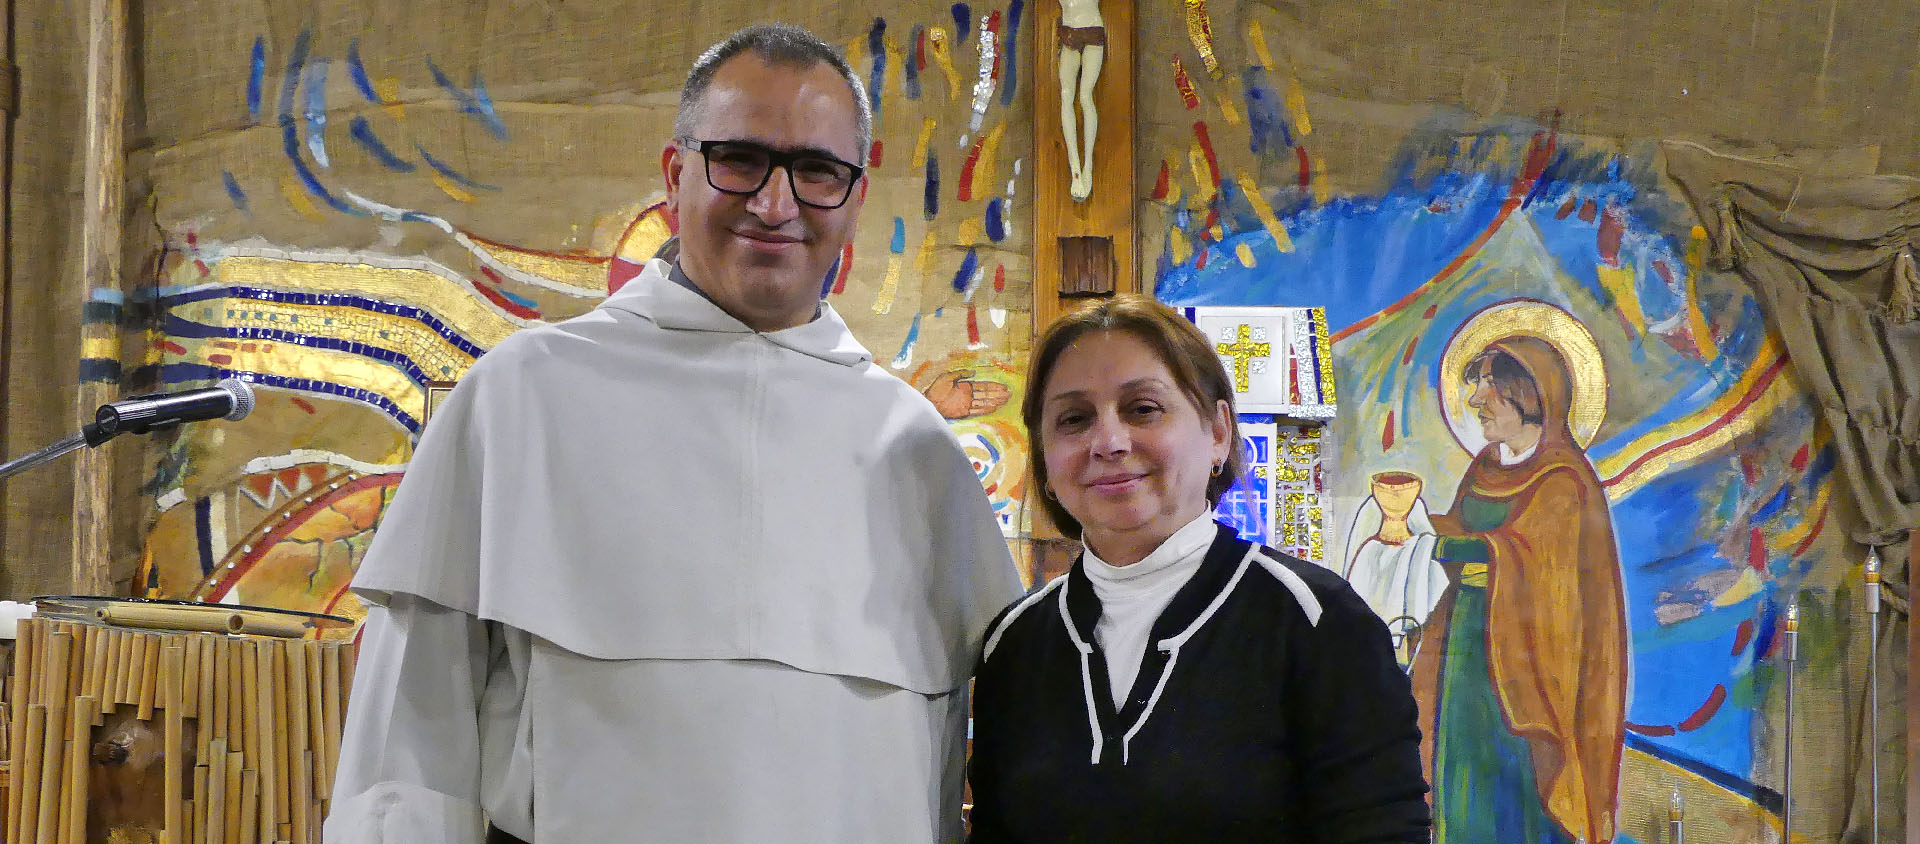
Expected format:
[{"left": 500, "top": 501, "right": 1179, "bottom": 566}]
[{"left": 86, "top": 378, "right": 257, "bottom": 444}]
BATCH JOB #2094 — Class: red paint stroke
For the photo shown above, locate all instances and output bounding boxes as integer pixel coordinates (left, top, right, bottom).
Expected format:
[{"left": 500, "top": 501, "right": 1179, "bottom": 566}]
[
  {"left": 1422, "top": 304, "right": 1438, "bottom": 319},
  {"left": 207, "top": 353, "right": 234, "bottom": 366},
  {"left": 1195, "top": 248, "right": 1209, "bottom": 270},
  {"left": 1792, "top": 500, "right": 1830, "bottom": 558},
  {"left": 291, "top": 397, "right": 317, "bottom": 414},
  {"left": 1731, "top": 618, "right": 1755, "bottom": 655},
  {"left": 1152, "top": 160, "right": 1171, "bottom": 201},
  {"left": 204, "top": 473, "right": 403, "bottom": 602},
  {"left": 1678, "top": 684, "right": 1728, "bottom": 731},
  {"left": 1578, "top": 198, "right": 1598, "bottom": 223},
  {"left": 916, "top": 29, "right": 927, "bottom": 69},
  {"left": 958, "top": 134, "right": 987, "bottom": 202},
  {"left": 1598, "top": 205, "right": 1625, "bottom": 267},
  {"left": 1740, "top": 451, "right": 1760, "bottom": 485},
  {"left": 1790, "top": 443, "right": 1811, "bottom": 471},
  {"left": 195, "top": 260, "right": 211, "bottom": 277},
  {"left": 870, "top": 140, "right": 884, "bottom": 168},
  {"left": 1400, "top": 338, "right": 1418, "bottom": 365},
  {"left": 185, "top": 231, "right": 199, "bottom": 247},
  {"left": 214, "top": 340, "right": 237, "bottom": 350},
  {"left": 1382, "top": 409, "right": 1397, "bottom": 451},
  {"left": 1602, "top": 356, "right": 1787, "bottom": 488},
  {"left": 1201, "top": 206, "right": 1220, "bottom": 236},
  {"left": 608, "top": 258, "right": 643, "bottom": 294},
  {"left": 1625, "top": 722, "right": 1677, "bottom": 737},
  {"left": 160, "top": 340, "right": 187, "bottom": 355},
  {"left": 831, "top": 243, "right": 854, "bottom": 295},
  {"left": 1555, "top": 195, "right": 1578, "bottom": 220},
  {"left": 1333, "top": 116, "right": 1559, "bottom": 343},
  {"left": 967, "top": 303, "right": 983, "bottom": 346},
  {"left": 1192, "top": 121, "right": 1222, "bottom": 188},
  {"left": 993, "top": 263, "right": 1006, "bottom": 293},
  {"left": 1173, "top": 55, "right": 1200, "bottom": 110},
  {"left": 472, "top": 272, "right": 541, "bottom": 320},
  {"left": 1295, "top": 145, "right": 1312, "bottom": 189},
  {"left": 1653, "top": 259, "right": 1676, "bottom": 289},
  {"left": 1748, "top": 527, "right": 1768, "bottom": 571},
  {"left": 986, "top": 11, "right": 1003, "bottom": 79}
]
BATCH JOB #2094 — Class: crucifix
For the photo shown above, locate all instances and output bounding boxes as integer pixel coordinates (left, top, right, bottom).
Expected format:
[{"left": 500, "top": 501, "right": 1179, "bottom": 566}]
[
  {"left": 1216, "top": 324, "right": 1273, "bottom": 393},
  {"left": 1031, "top": 0, "right": 1137, "bottom": 334}
]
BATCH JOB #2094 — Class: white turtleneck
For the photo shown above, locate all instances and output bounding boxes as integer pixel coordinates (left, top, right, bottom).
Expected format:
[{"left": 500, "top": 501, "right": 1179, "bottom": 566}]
[
  {"left": 1082, "top": 513, "right": 1219, "bottom": 706},
  {"left": 1497, "top": 439, "right": 1539, "bottom": 465}
]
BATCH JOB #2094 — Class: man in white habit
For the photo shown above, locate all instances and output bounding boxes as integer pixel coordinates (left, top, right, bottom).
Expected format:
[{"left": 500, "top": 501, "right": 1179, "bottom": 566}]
[{"left": 323, "top": 23, "right": 1023, "bottom": 844}]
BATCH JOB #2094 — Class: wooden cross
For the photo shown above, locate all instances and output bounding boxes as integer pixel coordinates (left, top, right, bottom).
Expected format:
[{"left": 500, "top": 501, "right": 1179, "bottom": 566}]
[{"left": 1030, "top": 0, "right": 1138, "bottom": 333}]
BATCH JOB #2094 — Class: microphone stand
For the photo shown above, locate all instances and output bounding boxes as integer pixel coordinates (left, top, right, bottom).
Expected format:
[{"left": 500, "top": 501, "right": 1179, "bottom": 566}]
[
  {"left": 0, "top": 424, "right": 112, "bottom": 482},
  {"left": 1782, "top": 600, "right": 1799, "bottom": 843}
]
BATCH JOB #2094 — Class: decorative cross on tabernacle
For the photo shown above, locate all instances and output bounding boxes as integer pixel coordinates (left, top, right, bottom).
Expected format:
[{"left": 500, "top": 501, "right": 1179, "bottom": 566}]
[{"left": 1216, "top": 324, "right": 1271, "bottom": 392}]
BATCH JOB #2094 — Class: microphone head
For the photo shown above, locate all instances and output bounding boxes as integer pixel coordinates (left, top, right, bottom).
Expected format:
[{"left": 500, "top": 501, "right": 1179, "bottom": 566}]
[{"left": 217, "top": 378, "right": 257, "bottom": 421}]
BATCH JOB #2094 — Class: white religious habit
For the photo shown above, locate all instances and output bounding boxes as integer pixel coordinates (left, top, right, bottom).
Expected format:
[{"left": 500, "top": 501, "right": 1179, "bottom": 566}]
[{"left": 323, "top": 259, "right": 1024, "bottom": 844}]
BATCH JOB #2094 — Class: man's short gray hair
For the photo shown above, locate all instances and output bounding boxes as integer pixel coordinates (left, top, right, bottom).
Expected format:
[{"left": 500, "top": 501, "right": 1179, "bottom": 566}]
[{"left": 674, "top": 23, "right": 873, "bottom": 166}]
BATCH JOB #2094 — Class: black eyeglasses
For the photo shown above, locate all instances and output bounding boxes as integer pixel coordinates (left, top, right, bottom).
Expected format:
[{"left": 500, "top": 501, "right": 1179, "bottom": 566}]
[{"left": 678, "top": 138, "right": 865, "bottom": 210}]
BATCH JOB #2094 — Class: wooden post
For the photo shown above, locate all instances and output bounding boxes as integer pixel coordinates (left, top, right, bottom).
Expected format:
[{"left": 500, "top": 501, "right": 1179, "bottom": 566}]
[
  {"left": 1907, "top": 530, "right": 1918, "bottom": 844},
  {"left": 74, "top": 0, "right": 128, "bottom": 596},
  {"left": 0, "top": 0, "right": 15, "bottom": 567}
]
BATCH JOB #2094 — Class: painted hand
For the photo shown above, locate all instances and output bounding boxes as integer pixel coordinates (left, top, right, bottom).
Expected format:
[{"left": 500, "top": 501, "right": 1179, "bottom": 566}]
[{"left": 924, "top": 369, "right": 1013, "bottom": 419}]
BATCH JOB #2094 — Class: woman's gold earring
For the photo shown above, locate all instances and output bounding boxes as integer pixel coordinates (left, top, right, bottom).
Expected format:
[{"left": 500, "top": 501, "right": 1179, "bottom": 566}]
[{"left": 1210, "top": 461, "right": 1224, "bottom": 477}]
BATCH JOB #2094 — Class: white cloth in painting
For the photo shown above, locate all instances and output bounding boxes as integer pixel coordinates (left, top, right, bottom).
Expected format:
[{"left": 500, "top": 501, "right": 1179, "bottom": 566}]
[
  {"left": 324, "top": 259, "right": 1022, "bottom": 844},
  {"left": 1340, "top": 496, "right": 1446, "bottom": 629},
  {"left": 1081, "top": 512, "right": 1216, "bottom": 706}
]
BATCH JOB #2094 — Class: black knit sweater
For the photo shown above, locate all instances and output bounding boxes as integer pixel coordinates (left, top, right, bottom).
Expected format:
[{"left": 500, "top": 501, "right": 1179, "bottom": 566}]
[{"left": 968, "top": 523, "right": 1431, "bottom": 843}]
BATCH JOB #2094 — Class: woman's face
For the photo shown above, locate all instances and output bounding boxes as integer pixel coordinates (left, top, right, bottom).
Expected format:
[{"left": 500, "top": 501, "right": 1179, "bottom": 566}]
[
  {"left": 1467, "top": 369, "right": 1529, "bottom": 445},
  {"left": 1039, "top": 330, "right": 1230, "bottom": 558}
]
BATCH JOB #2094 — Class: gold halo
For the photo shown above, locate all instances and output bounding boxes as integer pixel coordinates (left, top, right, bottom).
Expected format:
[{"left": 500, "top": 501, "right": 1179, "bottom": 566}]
[{"left": 1438, "top": 300, "right": 1608, "bottom": 454}]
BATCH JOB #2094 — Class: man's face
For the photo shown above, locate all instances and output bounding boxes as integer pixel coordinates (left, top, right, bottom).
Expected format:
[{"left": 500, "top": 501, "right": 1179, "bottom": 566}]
[
  {"left": 663, "top": 56, "right": 867, "bottom": 332},
  {"left": 1467, "top": 371, "right": 1529, "bottom": 445}
]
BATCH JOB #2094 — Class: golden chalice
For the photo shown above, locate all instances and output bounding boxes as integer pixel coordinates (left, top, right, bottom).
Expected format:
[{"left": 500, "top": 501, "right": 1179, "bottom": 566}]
[{"left": 1371, "top": 470, "right": 1423, "bottom": 545}]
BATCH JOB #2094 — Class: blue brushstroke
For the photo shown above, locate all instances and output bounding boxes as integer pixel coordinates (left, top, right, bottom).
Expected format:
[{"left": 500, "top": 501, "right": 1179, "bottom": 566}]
[
  {"left": 426, "top": 58, "right": 510, "bottom": 140},
  {"left": 891, "top": 217, "right": 907, "bottom": 253},
  {"left": 892, "top": 313, "right": 923, "bottom": 368},
  {"left": 985, "top": 198, "right": 1006, "bottom": 242},
  {"left": 302, "top": 59, "right": 332, "bottom": 168},
  {"left": 346, "top": 38, "right": 380, "bottom": 103},
  {"left": 247, "top": 38, "right": 266, "bottom": 121},
  {"left": 349, "top": 116, "right": 416, "bottom": 172},
  {"left": 951, "top": 247, "right": 980, "bottom": 292},
  {"left": 1242, "top": 67, "right": 1293, "bottom": 155},
  {"left": 278, "top": 30, "right": 308, "bottom": 121},
  {"left": 416, "top": 144, "right": 501, "bottom": 191},
  {"left": 999, "top": 0, "right": 1023, "bottom": 106},
  {"left": 924, "top": 153, "right": 940, "bottom": 220},
  {"left": 868, "top": 19, "right": 887, "bottom": 121},
  {"left": 951, "top": 3, "right": 972, "bottom": 42},
  {"left": 160, "top": 285, "right": 487, "bottom": 359},
  {"left": 274, "top": 31, "right": 363, "bottom": 217},
  {"left": 161, "top": 362, "right": 422, "bottom": 434},
  {"left": 904, "top": 25, "right": 924, "bottom": 99},
  {"left": 221, "top": 171, "right": 249, "bottom": 212}
]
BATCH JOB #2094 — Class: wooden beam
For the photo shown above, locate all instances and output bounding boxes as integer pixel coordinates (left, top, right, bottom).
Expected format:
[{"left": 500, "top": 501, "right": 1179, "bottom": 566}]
[
  {"left": 1030, "top": 0, "right": 1137, "bottom": 335},
  {"left": 74, "top": 0, "right": 127, "bottom": 595},
  {"left": 1908, "top": 530, "right": 1918, "bottom": 843}
]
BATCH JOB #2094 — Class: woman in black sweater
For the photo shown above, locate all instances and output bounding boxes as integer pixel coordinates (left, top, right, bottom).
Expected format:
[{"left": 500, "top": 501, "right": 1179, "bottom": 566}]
[{"left": 968, "top": 296, "right": 1430, "bottom": 843}]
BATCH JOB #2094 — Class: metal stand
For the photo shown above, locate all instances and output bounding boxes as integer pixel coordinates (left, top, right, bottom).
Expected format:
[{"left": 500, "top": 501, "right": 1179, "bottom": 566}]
[
  {"left": 1669, "top": 785, "right": 1684, "bottom": 844},
  {"left": 1783, "top": 600, "right": 1799, "bottom": 843},
  {"left": 1866, "top": 550, "right": 1882, "bottom": 844},
  {"left": 0, "top": 432, "right": 93, "bottom": 482}
]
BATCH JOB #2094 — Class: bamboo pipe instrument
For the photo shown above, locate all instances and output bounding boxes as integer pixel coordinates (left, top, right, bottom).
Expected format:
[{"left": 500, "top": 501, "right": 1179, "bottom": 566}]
[
  {"left": 34, "top": 630, "right": 73, "bottom": 844},
  {"left": 164, "top": 646, "right": 185, "bottom": 844}
]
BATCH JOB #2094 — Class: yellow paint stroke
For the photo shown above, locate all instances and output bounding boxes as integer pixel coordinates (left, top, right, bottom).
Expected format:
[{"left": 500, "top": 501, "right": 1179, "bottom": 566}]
[
  {"left": 1597, "top": 336, "right": 1794, "bottom": 500},
  {"left": 1248, "top": 20, "right": 1278, "bottom": 71},
  {"left": 613, "top": 213, "right": 675, "bottom": 264},
  {"left": 211, "top": 255, "right": 522, "bottom": 348},
  {"left": 1285, "top": 72, "right": 1313, "bottom": 137},
  {"left": 1596, "top": 264, "right": 1649, "bottom": 335},
  {"left": 1215, "top": 92, "right": 1244, "bottom": 126},
  {"left": 1312, "top": 154, "right": 1332, "bottom": 205},
  {"left": 1686, "top": 224, "right": 1710, "bottom": 278},
  {"left": 1683, "top": 268, "right": 1721, "bottom": 362},
  {"left": 913, "top": 230, "right": 939, "bottom": 278},
  {"left": 957, "top": 217, "right": 985, "bottom": 245},
  {"left": 974, "top": 122, "right": 1008, "bottom": 198},
  {"left": 1771, "top": 481, "right": 1833, "bottom": 552},
  {"left": 872, "top": 255, "right": 904, "bottom": 314},
  {"left": 912, "top": 117, "right": 938, "bottom": 168},
  {"left": 374, "top": 78, "right": 406, "bottom": 121},
  {"left": 82, "top": 335, "right": 118, "bottom": 360},
  {"left": 1183, "top": 0, "right": 1221, "bottom": 77},
  {"left": 1713, "top": 567, "right": 1768, "bottom": 608},
  {"left": 928, "top": 28, "right": 962, "bottom": 100},
  {"left": 1208, "top": 222, "right": 1225, "bottom": 241},
  {"left": 1235, "top": 243, "right": 1257, "bottom": 267},
  {"left": 1168, "top": 227, "right": 1193, "bottom": 265},
  {"left": 468, "top": 239, "right": 608, "bottom": 292},
  {"left": 1188, "top": 142, "right": 1216, "bottom": 203},
  {"left": 279, "top": 177, "right": 327, "bottom": 223},
  {"left": 430, "top": 173, "right": 478, "bottom": 203},
  {"left": 1235, "top": 168, "right": 1295, "bottom": 253}
]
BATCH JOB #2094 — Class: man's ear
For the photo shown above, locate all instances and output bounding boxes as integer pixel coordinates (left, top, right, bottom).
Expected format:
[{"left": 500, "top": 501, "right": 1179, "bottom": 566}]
[{"left": 662, "top": 144, "right": 685, "bottom": 204}]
